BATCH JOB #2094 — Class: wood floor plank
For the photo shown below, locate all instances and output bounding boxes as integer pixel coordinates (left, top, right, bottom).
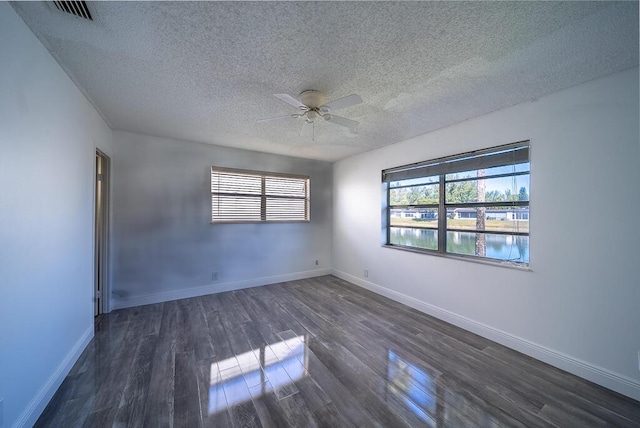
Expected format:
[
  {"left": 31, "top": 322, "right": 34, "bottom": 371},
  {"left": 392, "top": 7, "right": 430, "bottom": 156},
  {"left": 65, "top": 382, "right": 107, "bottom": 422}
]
[
  {"left": 142, "top": 300, "right": 178, "bottom": 427},
  {"left": 35, "top": 275, "right": 640, "bottom": 427},
  {"left": 307, "top": 338, "right": 426, "bottom": 427},
  {"left": 58, "top": 397, "right": 94, "bottom": 428},
  {"left": 230, "top": 295, "right": 300, "bottom": 401},
  {"left": 124, "top": 303, "right": 163, "bottom": 341},
  {"left": 232, "top": 296, "right": 336, "bottom": 427},
  {"left": 197, "top": 359, "right": 234, "bottom": 428},
  {"left": 174, "top": 350, "right": 203, "bottom": 428},
  {"left": 248, "top": 383, "right": 290, "bottom": 428},
  {"left": 113, "top": 334, "right": 158, "bottom": 426},
  {"left": 538, "top": 403, "right": 610, "bottom": 427},
  {"left": 254, "top": 385, "right": 320, "bottom": 428},
  {"left": 33, "top": 394, "right": 68, "bottom": 428},
  {"left": 82, "top": 406, "right": 117, "bottom": 428},
  {"left": 303, "top": 344, "right": 378, "bottom": 427},
  {"left": 212, "top": 297, "right": 300, "bottom": 424},
  {"left": 88, "top": 330, "right": 140, "bottom": 414},
  {"left": 228, "top": 399, "right": 263, "bottom": 428},
  {"left": 483, "top": 344, "right": 640, "bottom": 424},
  {"left": 313, "top": 401, "right": 354, "bottom": 428},
  {"left": 201, "top": 305, "right": 236, "bottom": 363},
  {"left": 328, "top": 276, "right": 493, "bottom": 350}
]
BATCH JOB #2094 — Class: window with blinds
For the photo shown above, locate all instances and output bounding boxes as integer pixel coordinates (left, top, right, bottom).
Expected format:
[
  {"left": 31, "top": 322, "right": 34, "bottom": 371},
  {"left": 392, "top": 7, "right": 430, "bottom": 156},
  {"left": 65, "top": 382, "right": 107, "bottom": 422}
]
[
  {"left": 383, "top": 141, "right": 530, "bottom": 266},
  {"left": 211, "top": 167, "right": 310, "bottom": 223}
]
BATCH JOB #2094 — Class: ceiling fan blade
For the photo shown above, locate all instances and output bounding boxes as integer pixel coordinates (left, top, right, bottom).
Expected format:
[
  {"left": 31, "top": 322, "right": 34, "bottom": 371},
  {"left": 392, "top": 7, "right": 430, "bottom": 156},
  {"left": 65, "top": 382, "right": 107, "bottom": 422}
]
[
  {"left": 325, "top": 114, "right": 359, "bottom": 130},
  {"left": 274, "top": 94, "right": 307, "bottom": 109},
  {"left": 257, "top": 114, "right": 295, "bottom": 123},
  {"left": 321, "top": 94, "right": 363, "bottom": 112}
]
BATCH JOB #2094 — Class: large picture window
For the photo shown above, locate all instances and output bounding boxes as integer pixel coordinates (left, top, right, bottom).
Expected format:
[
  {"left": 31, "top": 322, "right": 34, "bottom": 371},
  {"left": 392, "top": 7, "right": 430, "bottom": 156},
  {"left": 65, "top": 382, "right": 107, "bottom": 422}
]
[
  {"left": 211, "top": 167, "right": 309, "bottom": 223},
  {"left": 383, "top": 141, "right": 530, "bottom": 266}
]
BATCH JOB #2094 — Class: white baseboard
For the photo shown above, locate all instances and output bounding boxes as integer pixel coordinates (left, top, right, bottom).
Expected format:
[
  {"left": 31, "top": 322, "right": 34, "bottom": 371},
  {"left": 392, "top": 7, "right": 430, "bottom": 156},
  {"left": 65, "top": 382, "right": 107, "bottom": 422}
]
[
  {"left": 331, "top": 269, "right": 640, "bottom": 402},
  {"left": 13, "top": 326, "right": 94, "bottom": 428},
  {"left": 111, "top": 268, "right": 332, "bottom": 310}
]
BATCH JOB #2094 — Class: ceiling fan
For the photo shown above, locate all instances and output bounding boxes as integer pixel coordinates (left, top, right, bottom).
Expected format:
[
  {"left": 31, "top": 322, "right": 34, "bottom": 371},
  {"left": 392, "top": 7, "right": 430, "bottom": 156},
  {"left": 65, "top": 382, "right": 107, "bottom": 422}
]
[{"left": 258, "top": 90, "right": 363, "bottom": 139}]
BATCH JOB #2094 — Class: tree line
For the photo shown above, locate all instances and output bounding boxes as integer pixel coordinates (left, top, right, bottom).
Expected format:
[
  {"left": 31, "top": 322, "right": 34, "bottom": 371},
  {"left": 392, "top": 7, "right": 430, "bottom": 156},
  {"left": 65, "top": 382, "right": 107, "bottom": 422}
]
[{"left": 391, "top": 181, "right": 528, "bottom": 206}]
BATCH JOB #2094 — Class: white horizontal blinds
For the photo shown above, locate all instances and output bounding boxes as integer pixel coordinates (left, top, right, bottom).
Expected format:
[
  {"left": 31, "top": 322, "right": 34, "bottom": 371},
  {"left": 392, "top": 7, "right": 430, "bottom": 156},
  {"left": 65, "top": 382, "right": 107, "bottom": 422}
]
[
  {"left": 265, "top": 176, "right": 309, "bottom": 221},
  {"left": 211, "top": 170, "right": 263, "bottom": 222},
  {"left": 211, "top": 168, "right": 309, "bottom": 223},
  {"left": 265, "top": 176, "right": 307, "bottom": 198},
  {"left": 266, "top": 198, "right": 308, "bottom": 221},
  {"left": 211, "top": 170, "right": 262, "bottom": 195},
  {"left": 382, "top": 141, "right": 529, "bottom": 182},
  {"left": 211, "top": 195, "right": 262, "bottom": 222}
]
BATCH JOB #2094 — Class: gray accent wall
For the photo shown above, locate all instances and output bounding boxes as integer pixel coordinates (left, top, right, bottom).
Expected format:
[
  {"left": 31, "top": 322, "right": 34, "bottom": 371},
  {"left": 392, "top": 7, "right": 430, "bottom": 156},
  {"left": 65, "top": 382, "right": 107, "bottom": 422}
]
[
  {"left": 111, "top": 132, "right": 332, "bottom": 307},
  {"left": 332, "top": 67, "right": 640, "bottom": 400}
]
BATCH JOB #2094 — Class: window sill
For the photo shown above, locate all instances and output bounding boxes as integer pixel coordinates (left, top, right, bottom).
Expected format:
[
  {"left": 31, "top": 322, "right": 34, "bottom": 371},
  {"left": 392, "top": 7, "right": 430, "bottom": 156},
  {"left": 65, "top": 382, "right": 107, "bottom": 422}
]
[{"left": 382, "top": 244, "right": 531, "bottom": 271}]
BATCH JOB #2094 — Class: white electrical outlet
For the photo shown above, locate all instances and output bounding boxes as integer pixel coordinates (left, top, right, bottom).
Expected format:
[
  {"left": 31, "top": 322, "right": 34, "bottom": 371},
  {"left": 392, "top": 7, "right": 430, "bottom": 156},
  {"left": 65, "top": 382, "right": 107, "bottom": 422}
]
[
  {"left": 212, "top": 272, "right": 219, "bottom": 281},
  {"left": 364, "top": 269, "right": 368, "bottom": 278}
]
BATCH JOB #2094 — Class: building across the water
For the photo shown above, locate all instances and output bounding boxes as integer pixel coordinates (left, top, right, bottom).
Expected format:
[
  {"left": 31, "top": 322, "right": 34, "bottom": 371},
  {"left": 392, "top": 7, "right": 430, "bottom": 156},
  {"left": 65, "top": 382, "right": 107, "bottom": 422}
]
[{"left": 390, "top": 208, "right": 529, "bottom": 221}]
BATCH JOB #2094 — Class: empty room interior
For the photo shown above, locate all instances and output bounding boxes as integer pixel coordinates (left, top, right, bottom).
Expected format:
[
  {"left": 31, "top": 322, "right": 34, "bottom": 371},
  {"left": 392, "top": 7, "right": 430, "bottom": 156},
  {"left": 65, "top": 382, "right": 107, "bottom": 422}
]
[{"left": 2, "top": 1, "right": 640, "bottom": 427}]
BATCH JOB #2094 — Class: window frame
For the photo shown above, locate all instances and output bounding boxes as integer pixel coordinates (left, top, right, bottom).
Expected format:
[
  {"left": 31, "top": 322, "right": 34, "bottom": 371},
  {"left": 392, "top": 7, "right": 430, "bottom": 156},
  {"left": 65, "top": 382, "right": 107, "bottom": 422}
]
[
  {"left": 211, "top": 166, "right": 310, "bottom": 224},
  {"left": 382, "top": 141, "right": 530, "bottom": 268}
]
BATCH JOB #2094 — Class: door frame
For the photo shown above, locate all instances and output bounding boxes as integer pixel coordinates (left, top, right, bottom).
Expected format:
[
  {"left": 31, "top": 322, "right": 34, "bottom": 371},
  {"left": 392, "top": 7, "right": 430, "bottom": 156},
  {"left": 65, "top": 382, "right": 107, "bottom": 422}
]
[{"left": 95, "top": 149, "right": 111, "bottom": 315}]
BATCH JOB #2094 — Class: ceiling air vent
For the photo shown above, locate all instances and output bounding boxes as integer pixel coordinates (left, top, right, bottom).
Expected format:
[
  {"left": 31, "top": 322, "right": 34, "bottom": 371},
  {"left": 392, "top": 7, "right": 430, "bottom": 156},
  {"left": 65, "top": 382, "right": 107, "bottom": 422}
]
[{"left": 52, "top": 1, "right": 93, "bottom": 21}]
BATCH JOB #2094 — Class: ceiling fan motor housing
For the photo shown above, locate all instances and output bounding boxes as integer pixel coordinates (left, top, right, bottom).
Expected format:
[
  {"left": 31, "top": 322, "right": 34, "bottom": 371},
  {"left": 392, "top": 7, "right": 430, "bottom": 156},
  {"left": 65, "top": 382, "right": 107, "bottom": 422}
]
[{"left": 299, "top": 90, "right": 327, "bottom": 109}]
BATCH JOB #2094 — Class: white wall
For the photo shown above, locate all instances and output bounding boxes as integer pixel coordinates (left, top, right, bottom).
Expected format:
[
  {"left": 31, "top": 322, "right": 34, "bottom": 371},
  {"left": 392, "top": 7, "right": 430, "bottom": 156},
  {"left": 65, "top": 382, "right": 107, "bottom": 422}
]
[
  {"left": 0, "top": 4, "right": 113, "bottom": 427},
  {"left": 332, "top": 67, "right": 640, "bottom": 400},
  {"left": 110, "top": 131, "right": 332, "bottom": 308}
]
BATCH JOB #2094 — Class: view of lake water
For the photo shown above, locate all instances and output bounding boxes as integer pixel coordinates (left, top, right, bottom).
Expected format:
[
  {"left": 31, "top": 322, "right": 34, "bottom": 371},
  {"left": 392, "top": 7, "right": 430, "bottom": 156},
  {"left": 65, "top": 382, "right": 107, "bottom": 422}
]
[{"left": 390, "top": 227, "right": 529, "bottom": 263}]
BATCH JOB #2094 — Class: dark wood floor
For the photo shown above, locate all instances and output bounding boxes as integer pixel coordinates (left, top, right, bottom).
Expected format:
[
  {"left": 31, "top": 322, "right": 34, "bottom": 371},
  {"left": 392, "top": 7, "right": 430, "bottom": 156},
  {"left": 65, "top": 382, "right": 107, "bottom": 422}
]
[{"left": 36, "top": 275, "right": 640, "bottom": 427}]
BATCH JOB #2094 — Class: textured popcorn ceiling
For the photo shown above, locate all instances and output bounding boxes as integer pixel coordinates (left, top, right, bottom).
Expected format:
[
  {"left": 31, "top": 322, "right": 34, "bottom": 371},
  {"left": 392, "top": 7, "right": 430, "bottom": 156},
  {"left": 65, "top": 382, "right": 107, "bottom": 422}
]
[{"left": 11, "top": 1, "right": 639, "bottom": 162}]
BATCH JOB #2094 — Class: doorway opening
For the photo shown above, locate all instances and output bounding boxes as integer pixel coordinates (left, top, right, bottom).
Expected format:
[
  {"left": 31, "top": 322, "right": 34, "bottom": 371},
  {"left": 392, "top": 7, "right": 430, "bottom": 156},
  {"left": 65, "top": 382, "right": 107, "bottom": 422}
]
[{"left": 95, "top": 150, "right": 110, "bottom": 317}]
